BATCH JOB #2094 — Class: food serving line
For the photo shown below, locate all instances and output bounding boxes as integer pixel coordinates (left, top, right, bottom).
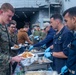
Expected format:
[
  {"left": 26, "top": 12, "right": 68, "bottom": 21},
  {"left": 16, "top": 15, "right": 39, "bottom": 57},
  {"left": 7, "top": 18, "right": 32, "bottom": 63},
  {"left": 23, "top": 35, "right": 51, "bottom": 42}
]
[
  {"left": 11, "top": 44, "right": 61, "bottom": 75},
  {"left": 21, "top": 51, "right": 53, "bottom": 71}
]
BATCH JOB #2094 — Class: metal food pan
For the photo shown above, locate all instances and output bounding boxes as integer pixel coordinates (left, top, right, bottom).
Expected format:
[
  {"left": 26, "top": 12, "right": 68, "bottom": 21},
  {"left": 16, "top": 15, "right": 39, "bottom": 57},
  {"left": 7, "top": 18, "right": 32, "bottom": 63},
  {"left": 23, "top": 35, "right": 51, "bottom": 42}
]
[
  {"left": 24, "top": 63, "right": 51, "bottom": 71},
  {"left": 25, "top": 71, "right": 59, "bottom": 75},
  {"left": 21, "top": 53, "right": 53, "bottom": 71},
  {"left": 36, "top": 57, "right": 53, "bottom": 64},
  {"left": 23, "top": 57, "right": 52, "bottom": 71}
]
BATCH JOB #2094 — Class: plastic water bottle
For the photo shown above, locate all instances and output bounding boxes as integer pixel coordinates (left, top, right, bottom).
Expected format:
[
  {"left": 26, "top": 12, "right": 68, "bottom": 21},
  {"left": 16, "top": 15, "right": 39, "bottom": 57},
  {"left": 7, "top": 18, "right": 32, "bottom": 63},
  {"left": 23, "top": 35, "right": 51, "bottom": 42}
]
[{"left": 14, "top": 64, "right": 21, "bottom": 75}]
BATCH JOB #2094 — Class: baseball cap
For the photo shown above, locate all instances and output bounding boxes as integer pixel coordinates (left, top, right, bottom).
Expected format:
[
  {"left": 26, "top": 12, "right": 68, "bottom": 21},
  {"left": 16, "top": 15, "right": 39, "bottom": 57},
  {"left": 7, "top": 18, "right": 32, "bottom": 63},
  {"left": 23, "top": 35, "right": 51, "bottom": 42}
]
[{"left": 43, "top": 22, "right": 50, "bottom": 29}]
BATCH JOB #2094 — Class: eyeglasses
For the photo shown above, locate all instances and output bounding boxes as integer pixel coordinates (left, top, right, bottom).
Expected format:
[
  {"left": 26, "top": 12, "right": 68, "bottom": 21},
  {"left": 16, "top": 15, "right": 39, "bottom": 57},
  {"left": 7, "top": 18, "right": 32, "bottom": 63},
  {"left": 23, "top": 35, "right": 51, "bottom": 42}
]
[{"left": 10, "top": 26, "right": 16, "bottom": 28}]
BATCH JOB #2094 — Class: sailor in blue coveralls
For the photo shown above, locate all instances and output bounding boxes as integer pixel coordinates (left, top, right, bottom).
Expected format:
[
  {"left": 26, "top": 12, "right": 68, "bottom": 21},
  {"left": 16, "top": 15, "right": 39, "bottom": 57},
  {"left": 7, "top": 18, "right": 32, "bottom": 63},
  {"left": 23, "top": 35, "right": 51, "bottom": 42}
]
[
  {"left": 53, "top": 26, "right": 73, "bottom": 74},
  {"left": 61, "top": 7, "right": 76, "bottom": 75},
  {"left": 44, "top": 14, "right": 73, "bottom": 74}
]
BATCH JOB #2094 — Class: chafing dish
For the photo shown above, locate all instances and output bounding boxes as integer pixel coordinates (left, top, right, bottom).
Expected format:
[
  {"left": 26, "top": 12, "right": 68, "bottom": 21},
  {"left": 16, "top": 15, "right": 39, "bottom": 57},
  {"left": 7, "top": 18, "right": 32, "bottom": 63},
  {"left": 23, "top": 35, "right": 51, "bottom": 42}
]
[
  {"left": 25, "top": 71, "right": 59, "bottom": 75},
  {"left": 23, "top": 57, "right": 53, "bottom": 71}
]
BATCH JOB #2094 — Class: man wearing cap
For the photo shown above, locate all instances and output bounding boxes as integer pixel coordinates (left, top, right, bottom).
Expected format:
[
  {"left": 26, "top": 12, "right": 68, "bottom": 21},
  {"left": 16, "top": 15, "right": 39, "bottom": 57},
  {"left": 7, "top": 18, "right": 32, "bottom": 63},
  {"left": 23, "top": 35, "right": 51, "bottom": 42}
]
[
  {"left": 40, "top": 27, "right": 47, "bottom": 40},
  {"left": 32, "top": 25, "right": 42, "bottom": 44},
  {"left": 29, "top": 22, "right": 55, "bottom": 51}
]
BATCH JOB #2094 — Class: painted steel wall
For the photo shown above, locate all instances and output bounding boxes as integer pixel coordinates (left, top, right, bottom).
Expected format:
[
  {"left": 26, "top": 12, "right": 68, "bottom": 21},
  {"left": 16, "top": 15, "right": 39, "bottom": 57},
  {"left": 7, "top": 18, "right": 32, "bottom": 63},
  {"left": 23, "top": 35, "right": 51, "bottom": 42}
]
[
  {"left": 0, "top": 0, "right": 60, "bottom": 8},
  {"left": 62, "top": 0, "right": 76, "bottom": 11}
]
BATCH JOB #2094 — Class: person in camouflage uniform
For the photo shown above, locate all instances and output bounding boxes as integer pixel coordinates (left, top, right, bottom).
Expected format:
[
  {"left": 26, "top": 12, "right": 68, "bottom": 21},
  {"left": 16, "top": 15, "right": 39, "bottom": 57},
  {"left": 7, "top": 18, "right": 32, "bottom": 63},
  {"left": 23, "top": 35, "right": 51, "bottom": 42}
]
[
  {"left": 8, "top": 20, "right": 18, "bottom": 47},
  {"left": 32, "top": 25, "right": 42, "bottom": 44},
  {"left": 0, "top": 3, "right": 24, "bottom": 75},
  {"left": 8, "top": 20, "right": 18, "bottom": 56}
]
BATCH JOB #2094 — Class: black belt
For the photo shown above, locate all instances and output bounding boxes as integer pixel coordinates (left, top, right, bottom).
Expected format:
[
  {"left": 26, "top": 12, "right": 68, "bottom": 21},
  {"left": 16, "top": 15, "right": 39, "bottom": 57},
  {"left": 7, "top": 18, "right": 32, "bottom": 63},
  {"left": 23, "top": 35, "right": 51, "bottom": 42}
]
[{"left": 69, "top": 69, "right": 75, "bottom": 74}]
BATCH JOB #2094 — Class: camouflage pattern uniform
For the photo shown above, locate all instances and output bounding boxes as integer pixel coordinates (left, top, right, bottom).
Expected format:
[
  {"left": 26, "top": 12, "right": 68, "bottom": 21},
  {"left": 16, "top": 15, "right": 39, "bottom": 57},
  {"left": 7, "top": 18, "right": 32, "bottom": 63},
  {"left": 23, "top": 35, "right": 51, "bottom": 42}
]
[
  {"left": 0, "top": 24, "right": 10, "bottom": 75},
  {"left": 33, "top": 30, "right": 42, "bottom": 44},
  {"left": 9, "top": 33, "right": 17, "bottom": 47},
  {"left": 9, "top": 33, "right": 18, "bottom": 56}
]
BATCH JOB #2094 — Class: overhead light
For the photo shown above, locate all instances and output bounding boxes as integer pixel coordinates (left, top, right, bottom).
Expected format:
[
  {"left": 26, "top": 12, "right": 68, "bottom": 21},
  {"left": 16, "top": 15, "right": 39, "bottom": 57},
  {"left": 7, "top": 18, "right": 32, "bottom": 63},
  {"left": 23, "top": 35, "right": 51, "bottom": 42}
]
[
  {"left": 33, "top": 12, "right": 35, "bottom": 14},
  {"left": 15, "top": 14, "right": 19, "bottom": 18},
  {"left": 22, "top": 12, "right": 27, "bottom": 18}
]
